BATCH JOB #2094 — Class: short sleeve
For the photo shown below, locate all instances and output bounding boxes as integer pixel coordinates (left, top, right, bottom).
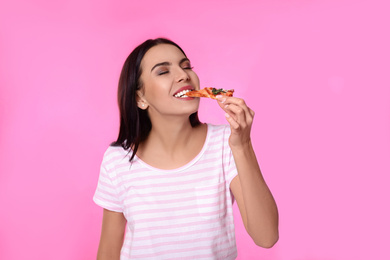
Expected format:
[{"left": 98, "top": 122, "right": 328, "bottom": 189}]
[
  {"left": 222, "top": 126, "right": 239, "bottom": 187},
  {"left": 93, "top": 153, "right": 123, "bottom": 212}
]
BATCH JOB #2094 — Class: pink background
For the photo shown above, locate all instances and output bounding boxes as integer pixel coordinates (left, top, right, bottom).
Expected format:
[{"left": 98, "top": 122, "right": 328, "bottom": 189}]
[{"left": 1, "top": 0, "right": 389, "bottom": 259}]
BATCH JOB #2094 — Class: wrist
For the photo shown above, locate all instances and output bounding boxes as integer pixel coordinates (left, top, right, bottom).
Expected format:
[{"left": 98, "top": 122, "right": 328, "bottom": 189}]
[{"left": 230, "top": 140, "right": 253, "bottom": 153}]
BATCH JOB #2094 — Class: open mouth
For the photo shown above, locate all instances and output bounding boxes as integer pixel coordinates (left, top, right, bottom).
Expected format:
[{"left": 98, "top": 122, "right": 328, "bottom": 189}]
[{"left": 174, "top": 89, "right": 194, "bottom": 98}]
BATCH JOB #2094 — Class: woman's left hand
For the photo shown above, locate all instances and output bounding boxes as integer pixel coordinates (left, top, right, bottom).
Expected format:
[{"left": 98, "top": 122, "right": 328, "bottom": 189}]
[{"left": 216, "top": 95, "right": 255, "bottom": 149}]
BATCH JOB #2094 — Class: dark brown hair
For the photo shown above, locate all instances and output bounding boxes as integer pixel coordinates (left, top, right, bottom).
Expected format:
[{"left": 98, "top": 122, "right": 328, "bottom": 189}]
[{"left": 111, "top": 38, "right": 201, "bottom": 162}]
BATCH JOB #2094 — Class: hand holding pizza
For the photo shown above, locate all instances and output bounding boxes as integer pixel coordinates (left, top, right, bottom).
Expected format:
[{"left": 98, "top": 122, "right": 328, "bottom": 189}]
[
  {"left": 216, "top": 95, "right": 255, "bottom": 149},
  {"left": 186, "top": 87, "right": 254, "bottom": 149}
]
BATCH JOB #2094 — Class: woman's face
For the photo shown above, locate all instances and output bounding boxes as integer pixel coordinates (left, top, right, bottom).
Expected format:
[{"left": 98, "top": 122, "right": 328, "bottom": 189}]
[{"left": 138, "top": 44, "right": 200, "bottom": 119}]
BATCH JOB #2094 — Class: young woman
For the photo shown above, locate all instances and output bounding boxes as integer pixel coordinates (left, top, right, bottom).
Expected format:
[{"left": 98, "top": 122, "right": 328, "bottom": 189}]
[{"left": 93, "top": 38, "right": 279, "bottom": 259}]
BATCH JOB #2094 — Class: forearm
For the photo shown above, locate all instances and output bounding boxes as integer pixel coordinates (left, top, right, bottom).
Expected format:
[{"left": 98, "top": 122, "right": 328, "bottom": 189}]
[{"left": 232, "top": 142, "right": 279, "bottom": 247}]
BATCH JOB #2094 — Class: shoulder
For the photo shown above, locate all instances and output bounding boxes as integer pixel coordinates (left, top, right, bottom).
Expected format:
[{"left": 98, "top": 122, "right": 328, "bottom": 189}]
[
  {"left": 206, "top": 123, "right": 231, "bottom": 139},
  {"left": 101, "top": 145, "right": 130, "bottom": 169},
  {"left": 206, "top": 123, "right": 230, "bottom": 133}
]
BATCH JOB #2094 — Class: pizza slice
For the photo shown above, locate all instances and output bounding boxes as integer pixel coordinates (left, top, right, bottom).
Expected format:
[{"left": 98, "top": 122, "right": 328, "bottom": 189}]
[{"left": 185, "top": 87, "right": 234, "bottom": 100}]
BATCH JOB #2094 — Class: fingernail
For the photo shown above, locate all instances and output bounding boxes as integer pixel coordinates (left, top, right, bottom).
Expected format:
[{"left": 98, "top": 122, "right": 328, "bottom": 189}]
[
  {"left": 216, "top": 95, "right": 226, "bottom": 103},
  {"left": 225, "top": 113, "right": 230, "bottom": 118}
]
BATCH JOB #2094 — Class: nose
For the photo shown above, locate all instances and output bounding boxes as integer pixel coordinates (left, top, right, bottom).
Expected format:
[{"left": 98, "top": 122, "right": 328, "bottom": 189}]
[{"left": 176, "top": 67, "right": 190, "bottom": 82}]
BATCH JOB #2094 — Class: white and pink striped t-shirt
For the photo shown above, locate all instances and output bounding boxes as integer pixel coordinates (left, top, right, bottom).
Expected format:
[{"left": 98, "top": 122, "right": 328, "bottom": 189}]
[{"left": 93, "top": 124, "right": 238, "bottom": 259}]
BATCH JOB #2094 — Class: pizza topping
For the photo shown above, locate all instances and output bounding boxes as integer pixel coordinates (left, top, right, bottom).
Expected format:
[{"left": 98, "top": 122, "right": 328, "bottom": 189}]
[{"left": 211, "top": 88, "right": 226, "bottom": 95}]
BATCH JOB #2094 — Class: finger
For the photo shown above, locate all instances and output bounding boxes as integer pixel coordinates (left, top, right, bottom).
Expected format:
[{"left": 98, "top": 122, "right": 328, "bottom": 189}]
[
  {"left": 216, "top": 96, "right": 255, "bottom": 126},
  {"left": 247, "top": 108, "right": 255, "bottom": 125},
  {"left": 216, "top": 98, "right": 240, "bottom": 121},
  {"left": 225, "top": 112, "right": 240, "bottom": 130},
  {"left": 216, "top": 97, "right": 227, "bottom": 110},
  {"left": 217, "top": 96, "right": 245, "bottom": 107},
  {"left": 224, "top": 103, "right": 247, "bottom": 127},
  {"left": 249, "top": 108, "right": 255, "bottom": 117},
  {"left": 220, "top": 97, "right": 252, "bottom": 119}
]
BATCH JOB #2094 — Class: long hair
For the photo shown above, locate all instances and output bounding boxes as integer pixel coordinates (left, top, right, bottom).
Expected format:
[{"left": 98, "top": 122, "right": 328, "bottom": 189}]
[{"left": 111, "top": 38, "right": 201, "bottom": 162}]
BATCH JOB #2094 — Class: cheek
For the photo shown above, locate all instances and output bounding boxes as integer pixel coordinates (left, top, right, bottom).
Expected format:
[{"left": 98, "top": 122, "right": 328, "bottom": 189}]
[
  {"left": 143, "top": 83, "right": 171, "bottom": 108},
  {"left": 143, "top": 81, "right": 164, "bottom": 98},
  {"left": 146, "top": 90, "right": 163, "bottom": 104},
  {"left": 191, "top": 73, "right": 200, "bottom": 86}
]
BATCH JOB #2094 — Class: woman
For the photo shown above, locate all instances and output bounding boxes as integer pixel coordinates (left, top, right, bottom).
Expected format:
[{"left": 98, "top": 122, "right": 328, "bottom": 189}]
[{"left": 94, "top": 38, "right": 279, "bottom": 259}]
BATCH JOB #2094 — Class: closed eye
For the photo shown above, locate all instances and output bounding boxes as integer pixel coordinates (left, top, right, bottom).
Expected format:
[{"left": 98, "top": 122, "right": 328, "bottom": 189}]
[
  {"left": 180, "top": 58, "right": 193, "bottom": 70},
  {"left": 157, "top": 70, "right": 169, "bottom": 75}
]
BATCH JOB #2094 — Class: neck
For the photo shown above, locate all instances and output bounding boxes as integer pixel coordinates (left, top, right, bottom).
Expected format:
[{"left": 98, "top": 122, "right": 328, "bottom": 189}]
[{"left": 145, "top": 115, "right": 197, "bottom": 154}]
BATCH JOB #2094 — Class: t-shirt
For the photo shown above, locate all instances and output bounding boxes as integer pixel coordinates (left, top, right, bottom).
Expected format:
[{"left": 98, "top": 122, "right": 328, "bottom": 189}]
[{"left": 93, "top": 124, "right": 238, "bottom": 259}]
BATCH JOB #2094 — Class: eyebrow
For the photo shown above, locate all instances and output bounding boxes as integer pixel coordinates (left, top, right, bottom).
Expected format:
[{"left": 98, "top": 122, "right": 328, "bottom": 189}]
[{"left": 150, "top": 58, "right": 190, "bottom": 72}]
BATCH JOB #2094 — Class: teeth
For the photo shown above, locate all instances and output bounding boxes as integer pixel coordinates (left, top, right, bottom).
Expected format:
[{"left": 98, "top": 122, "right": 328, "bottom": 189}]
[{"left": 174, "top": 89, "right": 192, "bottom": 98}]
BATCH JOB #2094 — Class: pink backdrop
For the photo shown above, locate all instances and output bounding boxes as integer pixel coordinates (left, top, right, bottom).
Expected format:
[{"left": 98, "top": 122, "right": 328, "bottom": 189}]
[{"left": 1, "top": 0, "right": 389, "bottom": 259}]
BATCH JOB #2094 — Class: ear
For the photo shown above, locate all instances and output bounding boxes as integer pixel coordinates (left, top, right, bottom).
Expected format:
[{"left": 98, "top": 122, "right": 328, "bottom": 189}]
[{"left": 136, "top": 90, "right": 149, "bottom": 110}]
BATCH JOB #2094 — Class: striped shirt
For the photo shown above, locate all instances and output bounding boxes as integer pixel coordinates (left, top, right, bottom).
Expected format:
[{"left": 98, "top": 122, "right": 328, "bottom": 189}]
[{"left": 93, "top": 124, "right": 238, "bottom": 259}]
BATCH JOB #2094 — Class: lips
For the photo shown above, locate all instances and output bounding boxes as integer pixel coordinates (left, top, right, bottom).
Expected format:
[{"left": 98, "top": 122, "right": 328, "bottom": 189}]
[{"left": 173, "top": 86, "right": 195, "bottom": 98}]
